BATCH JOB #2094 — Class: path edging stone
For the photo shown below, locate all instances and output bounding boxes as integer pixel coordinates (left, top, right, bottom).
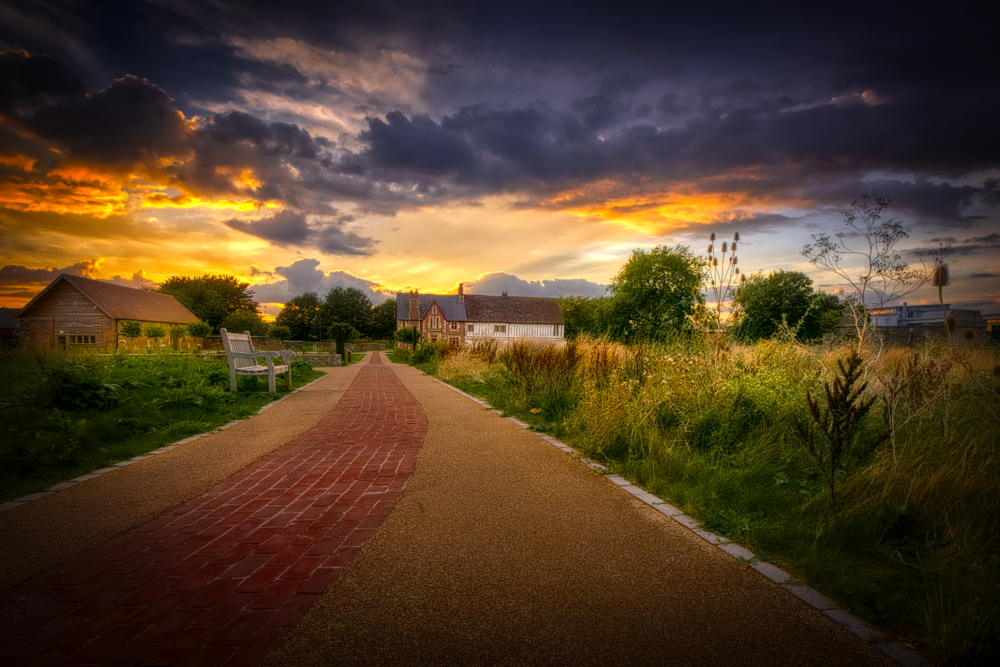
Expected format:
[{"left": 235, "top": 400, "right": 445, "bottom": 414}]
[{"left": 427, "top": 375, "right": 927, "bottom": 667}]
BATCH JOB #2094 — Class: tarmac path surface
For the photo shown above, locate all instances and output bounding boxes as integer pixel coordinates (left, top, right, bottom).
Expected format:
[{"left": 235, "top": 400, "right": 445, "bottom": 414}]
[
  {"left": 0, "top": 353, "right": 427, "bottom": 665},
  {"left": 0, "top": 351, "right": 899, "bottom": 666}
]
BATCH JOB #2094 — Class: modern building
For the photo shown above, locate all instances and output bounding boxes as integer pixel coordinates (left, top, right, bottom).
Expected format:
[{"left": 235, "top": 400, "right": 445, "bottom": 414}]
[
  {"left": 868, "top": 302, "right": 986, "bottom": 328},
  {"left": 395, "top": 283, "right": 565, "bottom": 346},
  {"left": 16, "top": 274, "right": 197, "bottom": 351}
]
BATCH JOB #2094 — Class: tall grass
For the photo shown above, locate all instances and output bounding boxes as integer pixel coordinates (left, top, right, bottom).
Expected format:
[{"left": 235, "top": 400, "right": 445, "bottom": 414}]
[
  {"left": 0, "top": 348, "right": 323, "bottom": 502},
  {"left": 428, "top": 336, "right": 1000, "bottom": 665}
]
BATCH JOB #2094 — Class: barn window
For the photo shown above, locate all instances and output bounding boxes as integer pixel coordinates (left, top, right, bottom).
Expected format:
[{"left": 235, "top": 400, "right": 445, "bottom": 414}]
[
  {"left": 467, "top": 324, "right": 474, "bottom": 332},
  {"left": 59, "top": 301, "right": 64, "bottom": 305},
  {"left": 494, "top": 325, "right": 506, "bottom": 333},
  {"left": 71, "top": 335, "right": 96, "bottom": 344},
  {"left": 554, "top": 324, "right": 559, "bottom": 335}
]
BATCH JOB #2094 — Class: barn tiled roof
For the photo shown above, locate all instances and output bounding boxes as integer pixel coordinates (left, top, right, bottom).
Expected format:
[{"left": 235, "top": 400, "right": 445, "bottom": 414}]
[
  {"left": 395, "top": 293, "right": 467, "bottom": 321},
  {"left": 465, "top": 294, "right": 564, "bottom": 324},
  {"left": 17, "top": 275, "right": 198, "bottom": 323}
]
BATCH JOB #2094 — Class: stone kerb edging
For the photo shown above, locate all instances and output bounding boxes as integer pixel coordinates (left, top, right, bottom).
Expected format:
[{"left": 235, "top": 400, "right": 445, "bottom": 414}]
[
  {"left": 429, "top": 376, "right": 926, "bottom": 667},
  {"left": 0, "top": 376, "right": 328, "bottom": 515}
]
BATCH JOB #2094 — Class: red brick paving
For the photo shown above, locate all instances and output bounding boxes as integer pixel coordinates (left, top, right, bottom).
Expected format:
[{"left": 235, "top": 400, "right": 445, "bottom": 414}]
[{"left": 0, "top": 355, "right": 426, "bottom": 666}]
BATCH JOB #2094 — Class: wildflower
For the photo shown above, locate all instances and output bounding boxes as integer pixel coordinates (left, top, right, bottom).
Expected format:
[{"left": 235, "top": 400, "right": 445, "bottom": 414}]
[
  {"left": 667, "top": 357, "right": 674, "bottom": 363},
  {"left": 661, "top": 380, "right": 667, "bottom": 384},
  {"left": 530, "top": 408, "right": 542, "bottom": 413}
]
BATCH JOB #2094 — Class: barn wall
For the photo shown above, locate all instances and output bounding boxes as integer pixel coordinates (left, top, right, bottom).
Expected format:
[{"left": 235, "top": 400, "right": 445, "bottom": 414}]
[{"left": 22, "top": 283, "right": 116, "bottom": 350}]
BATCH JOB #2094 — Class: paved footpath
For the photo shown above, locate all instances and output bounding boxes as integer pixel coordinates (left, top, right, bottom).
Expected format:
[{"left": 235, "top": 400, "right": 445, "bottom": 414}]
[
  {"left": 262, "top": 356, "right": 898, "bottom": 667},
  {"left": 0, "top": 353, "right": 426, "bottom": 666}
]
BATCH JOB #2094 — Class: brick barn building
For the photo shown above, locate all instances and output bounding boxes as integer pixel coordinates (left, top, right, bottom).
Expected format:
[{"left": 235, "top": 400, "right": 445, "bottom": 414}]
[{"left": 16, "top": 274, "right": 197, "bottom": 351}]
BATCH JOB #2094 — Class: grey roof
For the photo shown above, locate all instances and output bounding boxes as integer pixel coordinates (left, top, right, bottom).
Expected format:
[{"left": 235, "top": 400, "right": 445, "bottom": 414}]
[
  {"left": 396, "top": 292, "right": 563, "bottom": 325},
  {"left": 465, "top": 294, "right": 563, "bottom": 324},
  {"left": 17, "top": 275, "right": 198, "bottom": 323},
  {"left": 396, "top": 293, "right": 467, "bottom": 321}
]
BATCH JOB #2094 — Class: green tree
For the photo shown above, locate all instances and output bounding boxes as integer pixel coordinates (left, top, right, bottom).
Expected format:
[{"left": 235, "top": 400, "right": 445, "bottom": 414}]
[
  {"left": 326, "top": 322, "right": 361, "bottom": 344},
  {"left": 603, "top": 245, "right": 705, "bottom": 342},
  {"left": 168, "top": 324, "right": 187, "bottom": 350},
  {"left": 368, "top": 299, "right": 397, "bottom": 339},
  {"left": 157, "top": 274, "right": 258, "bottom": 331},
  {"left": 220, "top": 309, "right": 269, "bottom": 336},
  {"left": 268, "top": 324, "right": 292, "bottom": 341},
  {"left": 733, "top": 270, "right": 841, "bottom": 341},
  {"left": 558, "top": 295, "right": 610, "bottom": 338},
  {"left": 143, "top": 324, "right": 167, "bottom": 349},
  {"left": 318, "top": 287, "right": 372, "bottom": 339},
  {"left": 120, "top": 320, "right": 143, "bottom": 340},
  {"left": 186, "top": 320, "right": 212, "bottom": 338},
  {"left": 394, "top": 326, "right": 421, "bottom": 347},
  {"left": 275, "top": 292, "right": 322, "bottom": 340}
]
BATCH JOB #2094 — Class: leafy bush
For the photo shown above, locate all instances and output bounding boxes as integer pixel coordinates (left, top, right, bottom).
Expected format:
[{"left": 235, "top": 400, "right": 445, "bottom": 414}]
[
  {"left": 120, "top": 320, "right": 143, "bottom": 339},
  {"left": 268, "top": 324, "right": 292, "bottom": 340},
  {"left": 143, "top": 324, "right": 167, "bottom": 342},
  {"left": 186, "top": 320, "right": 212, "bottom": 338}
]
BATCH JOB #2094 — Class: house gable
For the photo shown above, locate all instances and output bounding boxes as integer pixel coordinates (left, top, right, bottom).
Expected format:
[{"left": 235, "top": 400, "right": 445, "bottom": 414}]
[{"left": 17, "top": 274, "right": 196, "bottom": 324}]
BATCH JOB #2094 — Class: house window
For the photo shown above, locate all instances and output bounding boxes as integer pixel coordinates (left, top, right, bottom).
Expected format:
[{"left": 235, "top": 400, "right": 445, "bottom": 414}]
[
  {"left": 494, "top": 325, "right": 506, "bottom": 333},
  {"left": 467, "top": 324, "right": 474, "bottom": 332},
  {"left": 450, "top": 322, "right": 458, "bottom": 331},
  {"left": 429, "top": 316, "right": 442, "bottom": 329},
  {"left": 71, "top": 335, "right": 96, "bottom": 344},
  {"left": 554, "top": 324, "right": 559, "bottom": 336}
]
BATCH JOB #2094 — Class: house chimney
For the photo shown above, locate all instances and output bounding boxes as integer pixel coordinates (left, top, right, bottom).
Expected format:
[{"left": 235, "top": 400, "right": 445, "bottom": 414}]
[
  {"left": 458, "top": 282, "right": 464, "bottom": 302},
  {"left": 502, "top": 291, "right": 507, "bottom": 297},
  {"left": 409, "top": 290, "right": 420, "bottom": 323}
]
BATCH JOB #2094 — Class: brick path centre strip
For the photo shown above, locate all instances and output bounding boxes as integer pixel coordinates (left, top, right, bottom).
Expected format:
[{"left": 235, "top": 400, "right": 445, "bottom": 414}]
[{"left": 0, "top": 354, "right": 426, "bottom": 667}]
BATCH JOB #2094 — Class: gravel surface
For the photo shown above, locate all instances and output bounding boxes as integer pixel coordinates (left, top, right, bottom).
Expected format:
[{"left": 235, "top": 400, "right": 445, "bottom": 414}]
[
  {"left": 262, "top": 357, "right": 895, "bottom": 666},
  {"left": 0, "top": 361, "right": 366, "bottom": 593}
]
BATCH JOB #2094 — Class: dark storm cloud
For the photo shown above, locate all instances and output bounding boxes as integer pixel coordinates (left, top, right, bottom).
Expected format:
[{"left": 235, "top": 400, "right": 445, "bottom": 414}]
[
  {"left": 224, "top": 209, "right": 311, "bottom": 245},
  {"left": 31, "top": 75, "right": 189, "bottom": 167},
  {"left": 224, "top": 209, "right": 375, "bottom": 256},
  {"left": 0, "top": 50, "right": 85, "bottom": 113},
  {"left": 359, "top": 111, "right": 476, "bottom": 174}
]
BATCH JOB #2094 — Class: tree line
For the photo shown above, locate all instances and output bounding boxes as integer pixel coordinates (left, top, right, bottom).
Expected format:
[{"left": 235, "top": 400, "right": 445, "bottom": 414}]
[
  {"left": 559, "top": 244, "right": 845, "bottom": 343},
  {"left": 144, "top": 275, "right": 396, "bottom": 341}
]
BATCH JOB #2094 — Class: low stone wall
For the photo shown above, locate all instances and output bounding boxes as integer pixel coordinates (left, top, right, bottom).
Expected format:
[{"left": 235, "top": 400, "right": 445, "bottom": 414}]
[
  {"left": 346, "top": 342, "right": 386, "bottom": 352},
  {"left": 293, "top": 353, "right": 341, "bottom": 366}
]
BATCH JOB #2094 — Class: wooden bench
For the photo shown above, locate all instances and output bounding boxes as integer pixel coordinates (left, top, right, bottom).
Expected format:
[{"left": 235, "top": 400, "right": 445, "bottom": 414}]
[{"left": 220, "top": 328, "right": 294, "bottom": 393}]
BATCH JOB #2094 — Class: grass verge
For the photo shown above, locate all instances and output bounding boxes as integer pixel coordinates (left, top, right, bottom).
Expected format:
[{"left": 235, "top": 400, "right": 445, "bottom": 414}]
[{"left": 0, "top": 350, "right": 325, "bottom": 503}]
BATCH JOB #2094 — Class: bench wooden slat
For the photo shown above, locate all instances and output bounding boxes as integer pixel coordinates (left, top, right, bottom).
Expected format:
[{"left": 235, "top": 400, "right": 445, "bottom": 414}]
[{"left": 220, "top": 328, "right": 294, "bottom": 393}]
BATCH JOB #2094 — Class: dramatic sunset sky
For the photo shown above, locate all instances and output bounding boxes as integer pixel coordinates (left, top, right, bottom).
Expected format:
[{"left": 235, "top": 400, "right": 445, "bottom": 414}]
[{"left": 1, "top": 0, "right": 997, "bottom": 315}]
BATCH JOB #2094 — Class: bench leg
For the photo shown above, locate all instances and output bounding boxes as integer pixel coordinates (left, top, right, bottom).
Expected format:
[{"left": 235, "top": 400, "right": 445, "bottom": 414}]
[
  {"left": 268, "top": 370, "right": 277, "bottom": 394},
  {"left": 230, "top": 368, "right": 238, "bottom": 393},
  {"left": 285, "top": 369, "right": 292, "bottom": 390}
]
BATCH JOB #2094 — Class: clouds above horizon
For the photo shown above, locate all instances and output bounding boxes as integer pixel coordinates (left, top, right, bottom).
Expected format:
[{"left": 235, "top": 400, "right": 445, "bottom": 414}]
[{"left": 0, "top": 1, "right": 997, "bottom": 310}]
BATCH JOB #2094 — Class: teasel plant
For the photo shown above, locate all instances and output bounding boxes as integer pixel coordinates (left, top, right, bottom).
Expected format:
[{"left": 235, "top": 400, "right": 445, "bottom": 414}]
[
  {"left": 931, "top": 261, "right": 973, "bottom": 371},
  {"left": 705, "top": 231, "right": 742, "bottom": 333}
]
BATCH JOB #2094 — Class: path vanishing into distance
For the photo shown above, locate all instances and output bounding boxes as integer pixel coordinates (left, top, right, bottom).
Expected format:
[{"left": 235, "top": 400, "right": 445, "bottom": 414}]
[{"left": 0, "top": 352, "right": 904, "bottom": 666}]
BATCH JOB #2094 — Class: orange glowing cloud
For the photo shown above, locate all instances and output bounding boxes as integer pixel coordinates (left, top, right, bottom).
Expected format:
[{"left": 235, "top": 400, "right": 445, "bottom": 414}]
[
  {"left": 0, "top": 165, "right": 130, "bottom": 217},
  {"left": 0, "top": 154, "right": 37, "bottom": 172},
  {"left": 140, "top": 192, "right": 278, "bottom": 212}
]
